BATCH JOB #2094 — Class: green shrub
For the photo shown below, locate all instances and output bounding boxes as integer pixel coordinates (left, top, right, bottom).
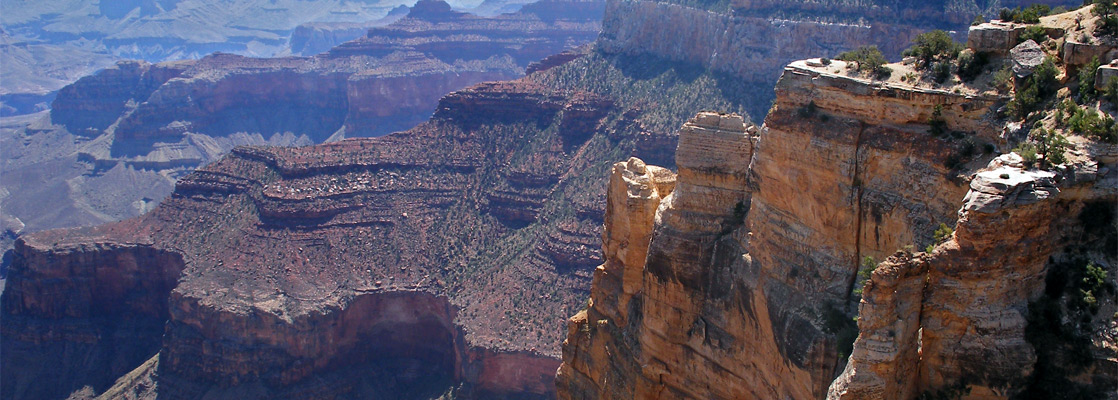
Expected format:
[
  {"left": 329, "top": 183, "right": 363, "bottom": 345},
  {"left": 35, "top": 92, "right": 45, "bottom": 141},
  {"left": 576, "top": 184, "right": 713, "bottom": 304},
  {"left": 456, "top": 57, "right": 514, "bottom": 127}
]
[
  {"left": 972, "top": 14, "right": 986, "bottom": 26},
  {"left": 933, "top": 222, "right": 954, "bottom": 243},
  {"left": 992, "top": 66, "right": 1014, "bottom": 93},
  {"left": 931, "top": 61, "right": 953, "bottom": 83},
  {"left": 1020, "top": 25, "right": 1050, "bottom": 44},
  {"left": 1014, "top": 141, "right": 1039, "bottom": 167},
  {"left": 1093, "top": 0, "right": 1118, "bottom": 36},
  {"left": 851, "top": 256, "right": 876, "bottom": 299},
  {"left": 1105, "top": 76, "right": 1118, "bottom": 105},
  {"left": 903, "top": 30, "right": 963, "bottom": 68},
  {"left": 926, "top": 222, "right": 954, "bottom": 252},
  {"left": 928, "top": 104, "right": 948, "bottom": 136},
  {"left": 955, "top": 49, "right": 987, "bottom": 81},
  {"left": 1077, "top": 56, "right": 1101, "bottom": 100},
  {"left": 1007, "top": 57, "right": 1060, "bottom": 119},
  {"left": 1032, "top": 127, "right": 1070, "bottom": 167},
  {"left": 1001, "top": 4, "right": 1050, "bottom": 23},
  {"left": 1066, "top": 105, "right": 1118, "bottom": 143},
  {"left": 837, "top": 45, "right": 891, "bottom": 79}
]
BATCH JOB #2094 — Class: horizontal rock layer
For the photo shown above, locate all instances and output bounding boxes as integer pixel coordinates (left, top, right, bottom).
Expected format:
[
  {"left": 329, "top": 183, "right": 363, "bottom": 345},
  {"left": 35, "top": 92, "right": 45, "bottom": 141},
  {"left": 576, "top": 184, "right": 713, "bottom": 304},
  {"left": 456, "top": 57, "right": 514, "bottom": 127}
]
[{"left": 557, "top": 50, "right": 1116, "bottom": 398}]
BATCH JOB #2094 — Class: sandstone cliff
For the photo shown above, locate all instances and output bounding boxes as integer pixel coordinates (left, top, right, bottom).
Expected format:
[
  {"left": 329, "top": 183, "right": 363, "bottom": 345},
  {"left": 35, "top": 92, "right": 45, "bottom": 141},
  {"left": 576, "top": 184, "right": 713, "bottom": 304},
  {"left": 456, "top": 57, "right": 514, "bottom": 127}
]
[{"left": 557, "top": 8, "right": 1117, "bottom": 397}]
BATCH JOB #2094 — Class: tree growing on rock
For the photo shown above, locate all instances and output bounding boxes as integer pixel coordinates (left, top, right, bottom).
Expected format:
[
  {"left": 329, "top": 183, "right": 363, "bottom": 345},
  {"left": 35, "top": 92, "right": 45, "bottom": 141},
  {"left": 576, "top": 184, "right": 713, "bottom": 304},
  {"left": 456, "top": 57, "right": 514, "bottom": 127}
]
[{"left": 836, "top": 45, "right": 891, "bottom": 79}]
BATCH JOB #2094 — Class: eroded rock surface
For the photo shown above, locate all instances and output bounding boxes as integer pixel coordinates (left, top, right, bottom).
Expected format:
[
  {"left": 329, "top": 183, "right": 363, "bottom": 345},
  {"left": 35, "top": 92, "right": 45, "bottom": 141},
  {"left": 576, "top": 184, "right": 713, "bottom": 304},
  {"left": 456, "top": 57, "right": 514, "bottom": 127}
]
[{"left": 557, "top": 51, "right": 1116, "bottom": 398}]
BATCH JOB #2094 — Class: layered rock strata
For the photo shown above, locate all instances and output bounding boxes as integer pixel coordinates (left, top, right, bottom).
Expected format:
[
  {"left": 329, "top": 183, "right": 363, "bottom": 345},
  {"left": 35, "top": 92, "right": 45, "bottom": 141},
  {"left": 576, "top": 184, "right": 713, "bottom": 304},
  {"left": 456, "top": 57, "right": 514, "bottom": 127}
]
[
  {"left": 3, "top": 48, "right": 750, "bottom": 396},
  {"left": 557, "top": 53, "right": 1011, "bottom": 397},
  {"left": 0, "top": 0, "right": 603, "bottom": 259},
  {"left": 830, "top": 153, "right": 1118, "bottom": 398}
]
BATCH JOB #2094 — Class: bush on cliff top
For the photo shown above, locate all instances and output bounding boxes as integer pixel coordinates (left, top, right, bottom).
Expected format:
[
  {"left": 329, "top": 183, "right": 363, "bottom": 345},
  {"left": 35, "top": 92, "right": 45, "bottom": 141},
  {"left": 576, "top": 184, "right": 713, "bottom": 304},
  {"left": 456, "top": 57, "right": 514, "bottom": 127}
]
[
  {"left": 836, "top": 45, "right": 891, "bottom": 79},
  {"left": 1092, "top": 0, "right": 1118, "bottom": 36},
  {"left": 903, "top": 30, "right": 962, "bottom": 68},
  {"left": 999, "top": 4, "right": 1051, "bottom": 24}
]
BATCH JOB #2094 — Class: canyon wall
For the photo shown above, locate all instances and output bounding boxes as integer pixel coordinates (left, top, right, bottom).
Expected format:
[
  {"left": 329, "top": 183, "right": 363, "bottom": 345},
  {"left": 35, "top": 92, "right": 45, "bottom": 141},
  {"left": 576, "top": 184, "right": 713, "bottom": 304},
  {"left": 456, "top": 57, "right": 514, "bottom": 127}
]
[
  {"left": 557, "top": 50, "right": 1116, "bottom": 398},
  {"left": 1, "top": 42, "right": 759, "bottom": 396},
  {"left": 0, "top": 0, "right": 602, "bottom": 259},
  {"left": 596, "top": 0, "right": 1079, "bottom": 120}
]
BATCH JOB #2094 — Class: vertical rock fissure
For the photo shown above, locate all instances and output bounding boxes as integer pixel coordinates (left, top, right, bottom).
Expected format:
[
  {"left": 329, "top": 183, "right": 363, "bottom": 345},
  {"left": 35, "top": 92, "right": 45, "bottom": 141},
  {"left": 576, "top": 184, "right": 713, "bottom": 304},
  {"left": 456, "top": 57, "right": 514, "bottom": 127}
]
[{"left": 844, "top": 122, "right": 868, "bottom": 303}]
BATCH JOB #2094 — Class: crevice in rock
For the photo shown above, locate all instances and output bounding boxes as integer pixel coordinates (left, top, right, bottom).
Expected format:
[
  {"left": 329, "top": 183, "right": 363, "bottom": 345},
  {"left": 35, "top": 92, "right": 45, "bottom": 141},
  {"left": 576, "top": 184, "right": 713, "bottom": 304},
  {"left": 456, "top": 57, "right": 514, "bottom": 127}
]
[{"left": 845, "top": 121, "right": 868, "bottom": 304}]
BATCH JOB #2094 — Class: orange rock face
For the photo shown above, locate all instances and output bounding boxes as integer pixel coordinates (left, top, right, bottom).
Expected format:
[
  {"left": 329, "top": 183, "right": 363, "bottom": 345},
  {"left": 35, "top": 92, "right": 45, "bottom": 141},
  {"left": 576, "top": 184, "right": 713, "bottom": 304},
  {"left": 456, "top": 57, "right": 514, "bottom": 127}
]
[{"left": 557, "top": 56, "right": 1117, "bottom": 399}]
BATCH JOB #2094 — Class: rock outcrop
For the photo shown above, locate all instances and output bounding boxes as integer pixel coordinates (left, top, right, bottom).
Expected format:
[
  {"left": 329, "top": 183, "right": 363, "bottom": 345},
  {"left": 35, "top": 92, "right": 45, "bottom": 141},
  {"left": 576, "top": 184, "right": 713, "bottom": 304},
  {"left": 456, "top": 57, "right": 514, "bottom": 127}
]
[
  {"left": 558, "top": 55, "right": 1006, "bottom": 397},
  {"left": 557, "top": 11, "right": 1117, "bottom": 395}
]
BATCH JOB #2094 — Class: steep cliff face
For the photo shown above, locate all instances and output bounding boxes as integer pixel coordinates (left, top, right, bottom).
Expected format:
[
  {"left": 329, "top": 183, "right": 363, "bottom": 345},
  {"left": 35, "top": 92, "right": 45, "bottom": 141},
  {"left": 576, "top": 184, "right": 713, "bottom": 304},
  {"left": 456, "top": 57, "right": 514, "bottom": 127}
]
[
  {"left": 558, "top": 5, "right": 1118, "bottom": 391},
  {"left": 830, "top": 155, "right": 1118, "bottom": 398},
  {"left": 1, "top": 238, "right": 184, "bottom": 400},
  {"left": 557, "top": 56, "right": 1008, "bottom": 398}
]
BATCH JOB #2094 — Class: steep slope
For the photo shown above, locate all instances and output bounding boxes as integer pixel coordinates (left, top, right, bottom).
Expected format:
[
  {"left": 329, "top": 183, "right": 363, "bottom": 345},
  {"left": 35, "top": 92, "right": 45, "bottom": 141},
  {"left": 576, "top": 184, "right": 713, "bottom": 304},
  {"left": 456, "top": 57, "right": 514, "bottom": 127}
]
[{"left": 558, "top": 6, "right": 1116, "bottom": 399}]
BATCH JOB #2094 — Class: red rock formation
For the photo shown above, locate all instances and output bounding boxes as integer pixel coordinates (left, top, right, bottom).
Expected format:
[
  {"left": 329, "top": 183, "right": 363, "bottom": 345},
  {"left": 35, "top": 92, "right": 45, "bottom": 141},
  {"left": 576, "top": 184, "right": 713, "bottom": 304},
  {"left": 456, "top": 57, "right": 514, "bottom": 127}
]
[
  {"left": 1, "top": 237, "right": 185, "bottom": 400},
  {"left": 1, "top": 66, "right": 683, "bottom": 397}
]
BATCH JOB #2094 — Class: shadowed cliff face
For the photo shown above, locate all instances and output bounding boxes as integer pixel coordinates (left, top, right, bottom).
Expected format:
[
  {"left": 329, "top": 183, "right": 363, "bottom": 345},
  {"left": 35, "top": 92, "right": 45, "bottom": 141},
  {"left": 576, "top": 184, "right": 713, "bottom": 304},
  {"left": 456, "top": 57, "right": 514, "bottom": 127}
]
[{"left": 1, "top": 240, "right": 185, "bottom": 400}]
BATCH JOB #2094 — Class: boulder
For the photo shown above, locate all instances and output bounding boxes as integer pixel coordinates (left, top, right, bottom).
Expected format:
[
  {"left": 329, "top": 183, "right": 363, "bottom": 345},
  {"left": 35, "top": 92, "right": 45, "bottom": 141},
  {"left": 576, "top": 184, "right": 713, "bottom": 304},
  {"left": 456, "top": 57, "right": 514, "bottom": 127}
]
[
  {"left": 1011, "top": 40, "right": 1045, "bottom": 79},
  {"left": 967, "top": 22, "right": 1025, "bottom": 54}
]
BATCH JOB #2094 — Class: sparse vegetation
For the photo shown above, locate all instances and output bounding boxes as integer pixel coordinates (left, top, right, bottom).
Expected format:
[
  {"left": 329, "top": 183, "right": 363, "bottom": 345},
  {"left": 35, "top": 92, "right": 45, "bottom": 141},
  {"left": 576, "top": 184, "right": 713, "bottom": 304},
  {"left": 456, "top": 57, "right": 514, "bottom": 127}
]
[
  {"left": 955, "top": 49, "right": 987, "bottom": 82},
  {"left": 1092, "top": 0, "right": 1118, "bottom": 36},
  {"left": 928, "top": 104, "right": 948, "bottom": 136},
  {"left": 925, "top": 222, "right": 954, "bottom": 253},
  {"left": 1019, "top": 25, "right": 1050, "bottom": 44},
  {"left": 992, "top": 66, "right": 1014, "bottom": 93},
  {"left": 837, "top": 45, "right": 892, "bottom": 79},
  {"left": 1032, "top": 126, "right": 1070, "bottom": 167},
  {"left": 904, "top": 30, "right": 963, "bottom": 69},
  {"left": 851, "top": 256, "right": 876, "bottom": 299},
  {"left": 822, "top": 302, "right": 859, "bottom": 361},
  {"left": 1065, "top": 104, "right": 1118, "bottom": 143},
  {"left": 1104, "top": 76, "right": 1118, "bottom": 105},
  {"left": 999, "top": 4, "right": 1051, "bottom": 24},
  {"left": 1018, "top": 252, "right": 1114, "bottom": 399},
  {"left": 1007, "top": 56, "right": 1059, "bottom": 120},
  {"left": 1014, "top": 141, "right": 1040, "bottom": 167},
  {"left": 1077, "top": 56, "right": 1101, "bottom": 100}
]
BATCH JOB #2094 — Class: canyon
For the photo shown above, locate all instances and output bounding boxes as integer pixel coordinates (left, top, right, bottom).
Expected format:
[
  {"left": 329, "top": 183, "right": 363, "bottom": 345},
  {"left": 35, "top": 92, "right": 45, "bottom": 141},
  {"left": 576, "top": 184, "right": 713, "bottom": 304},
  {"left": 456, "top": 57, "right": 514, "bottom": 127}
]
[
  {"left": 0, "top": 0, "right": 603, "bottom": 258},
  {"left": 4, "top": 0, "right": 1115, "bottom": 399},
  {"left": 1, "top": 27, "right": 761, "bottom": 396},
  {"left": 2, "top": 0, "right": 1071, "bottom": 256},
  {"left": 558, "top": 5, "right": 1115, "bottom": 400}
]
